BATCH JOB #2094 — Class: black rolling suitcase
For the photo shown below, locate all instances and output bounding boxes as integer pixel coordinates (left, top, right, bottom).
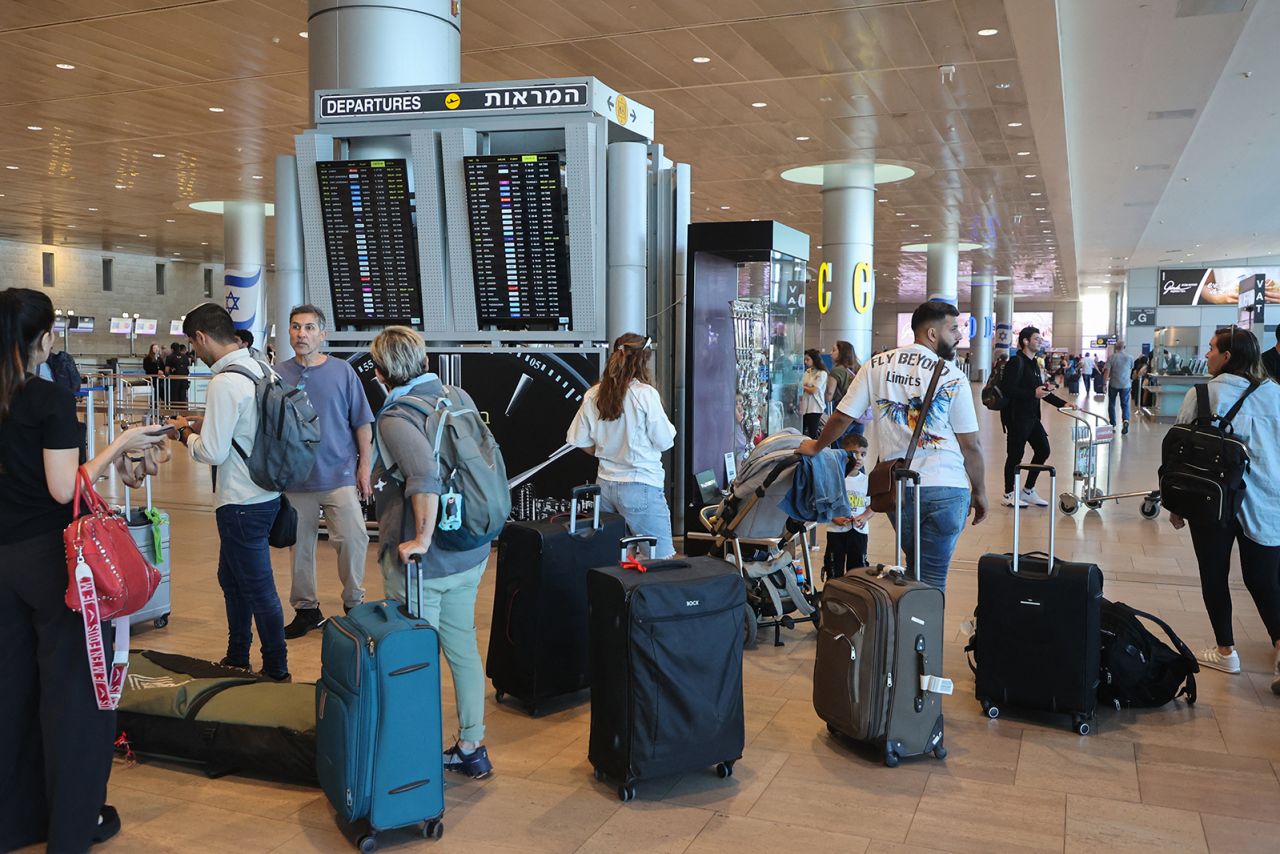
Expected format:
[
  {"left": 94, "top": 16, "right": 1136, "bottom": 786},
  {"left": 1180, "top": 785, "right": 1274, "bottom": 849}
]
[
  {"left": 588, "top": 537, "right": 747, "bottom": 802},
  {"left": 973, "top": 464, "right": 1103, "bottom": 735},
  {"left": 488, "top": 485, "right": 625, "bottom": 715},
  {"left": 813, "top": 469, "right": 952, "bottom": 767}
]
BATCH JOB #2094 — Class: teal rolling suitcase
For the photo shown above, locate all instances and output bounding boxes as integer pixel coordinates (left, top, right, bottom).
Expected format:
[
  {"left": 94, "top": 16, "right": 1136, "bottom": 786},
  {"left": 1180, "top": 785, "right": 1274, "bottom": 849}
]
[{"left": 316, "top": 559, "right": 444, "bottom": 851}]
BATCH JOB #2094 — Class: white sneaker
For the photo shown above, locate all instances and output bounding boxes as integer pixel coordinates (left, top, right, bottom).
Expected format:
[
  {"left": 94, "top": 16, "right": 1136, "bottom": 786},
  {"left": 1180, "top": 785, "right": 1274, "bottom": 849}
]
[
  {"left": 1271, "top": 647, "right": 1280, "bottom": 696},
  {"left": 1198, "top": 647, "right": 1241, "bottom": 674},
  {"left": 1002, "top": 491, "right": 1029, "bottom": 508},
  {"left": 1021, "top": 488, "right": 1050, "bottom": 507}
]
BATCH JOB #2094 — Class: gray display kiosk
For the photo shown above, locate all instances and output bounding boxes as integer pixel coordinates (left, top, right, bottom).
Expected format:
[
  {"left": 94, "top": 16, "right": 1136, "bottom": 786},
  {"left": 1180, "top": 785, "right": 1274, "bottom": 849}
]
[{"left": 279, "top": 76, "right": 692, "bottom": 510}]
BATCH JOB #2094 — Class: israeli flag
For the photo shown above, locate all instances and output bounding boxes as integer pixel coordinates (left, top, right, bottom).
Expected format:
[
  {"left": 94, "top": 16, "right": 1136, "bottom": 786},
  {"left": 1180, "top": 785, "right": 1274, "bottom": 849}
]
[{"left": 224, "top": 266, "right": 261, "bottom": 331}]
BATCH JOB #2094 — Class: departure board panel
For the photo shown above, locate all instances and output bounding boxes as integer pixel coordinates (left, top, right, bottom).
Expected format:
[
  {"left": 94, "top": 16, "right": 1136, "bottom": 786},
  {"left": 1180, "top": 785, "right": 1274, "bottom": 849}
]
[
  {"left": 315, "top": 158, "right": 423, "bottom": 326},
  {"left": 463, "top": 153, "right": 572, "bottom": 329}
]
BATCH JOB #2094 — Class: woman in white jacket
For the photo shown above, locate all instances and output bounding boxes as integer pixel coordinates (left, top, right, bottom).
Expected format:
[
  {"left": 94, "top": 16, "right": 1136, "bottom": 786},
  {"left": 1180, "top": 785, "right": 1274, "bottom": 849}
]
[
  {"left": 567, "top": 333, "right": 678, "bottom": 558},
  {"left": 1170, "top": 326, "right": 1280, "bottom": 694}
]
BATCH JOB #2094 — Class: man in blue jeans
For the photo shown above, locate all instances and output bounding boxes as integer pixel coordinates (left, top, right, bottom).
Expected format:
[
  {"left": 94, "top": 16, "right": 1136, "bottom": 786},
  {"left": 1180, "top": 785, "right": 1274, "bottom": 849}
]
[
  {"left": 1104, "top": 340, "right": 1135, "bottom": 434},
  {"left": 798, "top": 301, "right": 988, "bottom": 591},
  {"left": 172, "top": 304, "right": 288, "bottom": 681}
]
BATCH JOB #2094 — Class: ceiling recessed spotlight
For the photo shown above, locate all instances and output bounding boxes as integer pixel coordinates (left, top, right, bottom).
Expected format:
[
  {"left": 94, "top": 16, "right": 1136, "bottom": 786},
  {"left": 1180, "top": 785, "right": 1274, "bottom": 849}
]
[
  {"left": 173, "top": 251, "right": 181, "bottom": 255},
  {"left": 252, "top": 175, "right": 264, "bottom": 180},
  {"left": 26, "top": 125, "right": 42, "bottom": 131},
  {"left": 692, "top": 56, "right": 710, "bottom": 63},
  {"left": 978, "top": 27, "right": 1000, "bottom": 36},
  {"left": 818, "top": 96, "right": 833, "bottom": 102},
  {"left": 995, "top": 82, "right": 1012, "bottom": 90},
  {"left": 298, "top": 31, "right": 309, "bottom": 38},
  {"left": 878, "top": 198, "right": 887, "bottom": 203},
  {"left": 138, "top": 233, "right": 147, "bottom": 237},
  {"left": 751, "top": 102, "right": 767, "bottom": 108},
  {"left": 795, "top": 136, "right": 810, "bottom": 141},
  {"left": 201, "top": 241, "right": 209, "bottom": 245},
  {"left": 895, "top": 212, "right": 905, "bottom": 216},
  {"left": 165, "top": 218, "right": 176, "bottom": 223},
  {"left": 4, "top": 165, "right": 18, "bottom": 170},
  {"left": 55, "top": 63, "right": 76, "bottom": 70},
  {"left": 1035, "top": 207, "right": 1046, "bottom": 211},
  {"left": 1024, "top": 173, "right": 1038, "bottom": 178},
  {"left": 152, "top": 153, "right": 165, "bottom": 158},
  {"left": 1039, "top": 219, "right": 1050, "bottom": 223},
  {"left": 719, "top": 205, "right": 731, "bottom": 210},
  {"left": 1007, "top": 121, "right": 1023, "bottom": 128},
  {"left": 114, "top": 183, "right": 126, "bottom": 189},
  {"left": 1042, "top": 229, "right": 1051, "bottom": 233},
  {"left": 87, "top": 207, "right": 97, "bottom": 211},
  {"left": 208, "top": 106, "right": 225, "bottom": 113},
  {"left": 67, "top": 224, "right": 75, "bottom": 228},
  {"left": 1030, "top": 192, "right": 1043, "bottom": 196},
  {"left": 910, "top": 223, "right": 919, "bottom": 228},
  {"left": 1016, "top": 151, "right": 1031, "bottom": 156},
  {"left": 923, "top": 233, "right": 931, "bottom": 237}
]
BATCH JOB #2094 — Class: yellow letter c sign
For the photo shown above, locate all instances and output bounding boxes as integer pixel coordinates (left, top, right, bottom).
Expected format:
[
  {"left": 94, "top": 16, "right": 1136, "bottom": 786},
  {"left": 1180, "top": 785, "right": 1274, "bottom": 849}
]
[
  {"left": 853, "top": 262, "right": 872, "bottom": 314},
  {"left": 817, "top": 262, "right": 832, "bottom": 314}
]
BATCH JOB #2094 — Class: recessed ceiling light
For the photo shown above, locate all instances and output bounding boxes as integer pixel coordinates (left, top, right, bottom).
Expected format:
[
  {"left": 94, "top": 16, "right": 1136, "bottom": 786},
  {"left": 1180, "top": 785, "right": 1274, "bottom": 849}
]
[
  {"left": 1043, "top": 229, "right": 1051, "bottom": 233},
  {"left": 795, "top": 136, "right": 810, "bottom": 141},
  {"left": 995, "top": 82, "right": 1012, "bottom": 90},
  {"left": 26, "top": 125, "right": 42, "bottom": 131},
  {"left": 1016, "top": 151, "right": 1031, "bottom": 156},
  {"left": 201, "top": 241, "right": 209, "bottom": 245},
  {"left": 910, "top": 223, "right": 919, "bottom": 228},
  {"left": 692, "top": 56, "right": 710, "bottom": 63},
  {"left": 720, "top": 205, "right": 731, "bottom": 210},
  {"left": 923, "top": 233, "right": 931, "bottom": 237},
  {"left": 1007, "top": 122, "right": 1023, "bottom": 128},
  {"left": 978, "top": 28, "right": 1000, "bottom": 36},
  {"left": 895, "top": 212, "right": 905, "bottom": 216},
  {"left": 751, "top": 102, "right": 767, "bottom": 108},
  {"left": 817, "top": 245, "right": 822, "bottom": 249},
  {"left": 252, "top": 175, "right": 264, "bottom": 180},
  {"left": 818, "top": 96, "right": 833, "bottom": 102},
  {"left": 1035, "top": 207, "right": 1046, "bottom": 211},
  {"left": 4, "top": 165, "right": 17, "bottom": 170},
  {"left": 298, "top": 31, "right": 309, "bottom": 38},
  {"left": 165, "top": 218, "right": 176, "bottom": 223},
  {"left": 55, "top": 63, "right": 76, "bottom": 70},
  {"left": 138, "top": 233, "right": 147, "bottom": 237},
  {"left": 1024, "top": 173, "right": 1038, "bottom": 178},
  {"left": 152, "top": 153, "right": 166, "bottom": 158},
  {"left": 87, "top": 207, "right": 97, "bottom": 211},
  {"left": 114, "top": 183, "right": 126, "bottom": 189},
  {"left": 208, "top": 106, "right": 225, "bottom": 113},
  {"left": 67, "top": 224, "right": 75, "bottom": 228},
  {"left": 1039, "top": 219, "right": 1050, "bottom": 223},
  {"left": 1030, "top": 192, "right": 1043, "bottom": 196},
  {"left": 878, "top": 198, "right": 887, "bottom": 203}
]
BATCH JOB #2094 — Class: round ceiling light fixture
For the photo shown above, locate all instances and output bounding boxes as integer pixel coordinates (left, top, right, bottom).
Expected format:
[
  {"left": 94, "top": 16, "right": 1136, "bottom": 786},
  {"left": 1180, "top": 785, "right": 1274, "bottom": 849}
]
[
  {"left": 780, "top": 160, "right": 924, "bottom": 187},
  {"left": 187, "top": 201, "right": 277, "bottom": 215},
  {"left": 901, "top": 242, "right": 986, "bottom": 252},
  {"left": 1016, "top": 151, "right": 1031, "bottom": 156},
  {"left": 977, "top": 28, "right": 1000, "bottom": 36},
  {"left": 298, "top": 31, "right": 309, "bottom": 38},
  {"left": 26, "top": 125, "right": 42, "bottom": 131},
  {"left": 751, "top": 102, "right": 768, "bottom": 108},
  {"left": 692, "top": 56, "right": 710, "bottom": 63},
  {"left": 1007, "top": 122, "right": 1023, "bottom": 128},
  {"left": 208, "top": 106, "right": 225, "bottom": 113},
  {"left": 55, "top": 63, "right": 76, "bottom": 70}
]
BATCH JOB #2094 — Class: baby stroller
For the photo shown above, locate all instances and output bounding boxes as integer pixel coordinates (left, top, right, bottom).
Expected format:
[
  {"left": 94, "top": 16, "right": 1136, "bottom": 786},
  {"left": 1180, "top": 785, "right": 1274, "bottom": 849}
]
[{"left": 693, "top": 430, "right": 822, "bottom": 649}]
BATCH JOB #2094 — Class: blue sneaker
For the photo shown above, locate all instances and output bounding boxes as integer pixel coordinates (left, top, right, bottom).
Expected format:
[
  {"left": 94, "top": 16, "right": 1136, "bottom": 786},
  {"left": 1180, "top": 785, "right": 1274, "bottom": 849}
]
[{"left": 443, "top": 741, "right": 493, "bottom": 779}]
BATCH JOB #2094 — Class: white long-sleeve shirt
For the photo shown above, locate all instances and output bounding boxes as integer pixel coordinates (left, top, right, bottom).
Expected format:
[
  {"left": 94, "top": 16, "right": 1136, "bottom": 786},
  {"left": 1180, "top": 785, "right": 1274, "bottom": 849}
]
[
  {"left": 566, "top": 380, "right": 676, "bottom": 489},
  {"left": 187, "top": 348, "right": 279, "bottom": 508}
]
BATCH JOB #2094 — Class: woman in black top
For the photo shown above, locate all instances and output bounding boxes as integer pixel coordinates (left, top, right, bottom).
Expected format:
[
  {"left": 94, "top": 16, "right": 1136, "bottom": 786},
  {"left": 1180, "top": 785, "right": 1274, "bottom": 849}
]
[
  {"left": 0, "top": 288, "right": 168, "bottom": 853},
  {"left": 142, "top": 342, "right": 165, "bottom": 404}
]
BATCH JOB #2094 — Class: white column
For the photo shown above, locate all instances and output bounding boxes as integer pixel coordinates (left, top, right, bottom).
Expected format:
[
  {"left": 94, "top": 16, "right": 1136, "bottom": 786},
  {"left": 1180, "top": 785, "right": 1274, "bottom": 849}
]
[
  {"left": 970, "top": 259, "right": 995, "bottom": 383},
  {"left": 820, "top": 161, "right": 876, "bottom": 362},
  {"left": 223, "top": 201, "right": 267, "bottom": 350},
  {"left": 926, "top": 240, "right": 959, "bottom": 305},
  {"left": 274, "top": 155, "right": 304, "bottom": 361},
  {"left": 606, "top": 142, "right": 649, "bottom": 342},
  {"left": 995, "top": 278, "right": 1016, "bottom": 356}
]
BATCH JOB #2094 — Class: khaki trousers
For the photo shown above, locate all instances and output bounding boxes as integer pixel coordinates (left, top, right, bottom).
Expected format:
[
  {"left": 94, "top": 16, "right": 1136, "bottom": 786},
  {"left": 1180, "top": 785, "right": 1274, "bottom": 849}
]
[{"left": 287, "top": 485, "right": 369, "bottom": 611}]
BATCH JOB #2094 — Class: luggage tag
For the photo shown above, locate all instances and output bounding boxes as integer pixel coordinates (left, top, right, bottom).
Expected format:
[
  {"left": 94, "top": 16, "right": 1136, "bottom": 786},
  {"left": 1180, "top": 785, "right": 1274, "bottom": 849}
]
[
  {"left": 439, "top": 490, "right": 463, "bottom": 532},
  {"left": 143, "top": 507, "right": 166, "bottom": 563},
  {"left": 919, "top": 675, "right": 954, "bottom": 696}
]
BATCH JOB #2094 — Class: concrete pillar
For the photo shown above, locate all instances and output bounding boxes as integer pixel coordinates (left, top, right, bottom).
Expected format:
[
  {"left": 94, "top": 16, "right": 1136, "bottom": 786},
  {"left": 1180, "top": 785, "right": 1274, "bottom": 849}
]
[
  {"left": 995, "top": 278, "right": 1016, "bottom": 356},
  {"left": 926, "top": 240, "right": 959, "bottom": 305},
  {"left": 820, "top": 161, "right": 876, "bottom": 362},
  {"left": 274, "top": 155, "right": 305, "bottom": 362},
  {"left": 970, "top": 259, "right": 995, "bottom": 382},
  {"left": 223, "top": 201, "right": 267, "bottom": 350},
  {"left": 606, "top": 142, "right": 649, "bottom": 341}
]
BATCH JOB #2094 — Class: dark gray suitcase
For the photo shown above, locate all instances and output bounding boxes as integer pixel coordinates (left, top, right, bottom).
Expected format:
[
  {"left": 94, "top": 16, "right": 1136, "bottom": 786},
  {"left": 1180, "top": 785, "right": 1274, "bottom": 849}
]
[{"left": 812, "top": 469, "right": 951, "bottom": 767}]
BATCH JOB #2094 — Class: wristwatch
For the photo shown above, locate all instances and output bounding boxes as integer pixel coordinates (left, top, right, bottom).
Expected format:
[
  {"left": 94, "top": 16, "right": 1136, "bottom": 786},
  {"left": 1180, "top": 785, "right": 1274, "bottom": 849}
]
[{"left": 178, "top": 425, "right": 193, "bottom": 445}]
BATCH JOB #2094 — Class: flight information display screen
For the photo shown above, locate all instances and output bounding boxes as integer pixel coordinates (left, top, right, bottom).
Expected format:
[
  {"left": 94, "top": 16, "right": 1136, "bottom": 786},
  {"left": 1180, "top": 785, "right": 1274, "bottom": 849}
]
[
  {"left": 315, "top": 158, "right": 422, "bottom": 326},
  {"left": 463, "top": 153, "right": 571, "bottom": 329}
]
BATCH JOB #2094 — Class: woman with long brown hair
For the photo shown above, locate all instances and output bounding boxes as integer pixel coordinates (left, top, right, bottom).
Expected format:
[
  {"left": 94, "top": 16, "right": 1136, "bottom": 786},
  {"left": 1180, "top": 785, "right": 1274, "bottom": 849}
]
[
  {"left": 825, "top": 340, "right": 864, "bottom": 440},
  {"left": 0, "top": 288, "right": 169, "bottom": 852},
  {"left": 567, "top": 332, "right": 678, "bottom": 557}
]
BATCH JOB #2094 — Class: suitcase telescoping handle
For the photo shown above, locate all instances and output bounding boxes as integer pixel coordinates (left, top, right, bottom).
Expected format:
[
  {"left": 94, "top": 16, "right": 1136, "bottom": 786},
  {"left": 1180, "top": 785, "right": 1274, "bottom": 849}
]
[
  {"left": 406, "top": 555, "right": 424, "bottom": 619},
  {"left": 620, "top": 535, "right": 656, "bottom": 562},
  {"left": 1012, "top": 464, "right": 1056, "bottom": 574},
  {"left": 570, "top": 484, "right": 601, "bottom": 535},
  {"left": 894, "top": 468, "right": 922, "bottom": 582}
]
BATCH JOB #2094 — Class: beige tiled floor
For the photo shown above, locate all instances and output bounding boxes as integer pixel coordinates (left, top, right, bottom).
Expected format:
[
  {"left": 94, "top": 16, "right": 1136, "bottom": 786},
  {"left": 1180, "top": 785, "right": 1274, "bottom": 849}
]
[{"left": 37, "top": 393, "right": 1280, "bottom": 853}]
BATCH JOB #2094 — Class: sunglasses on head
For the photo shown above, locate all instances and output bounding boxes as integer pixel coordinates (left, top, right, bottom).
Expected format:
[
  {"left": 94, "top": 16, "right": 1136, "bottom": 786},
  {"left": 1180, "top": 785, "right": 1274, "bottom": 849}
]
[{"left": 618, "top": 336, "right": 653, "bottom": 352}]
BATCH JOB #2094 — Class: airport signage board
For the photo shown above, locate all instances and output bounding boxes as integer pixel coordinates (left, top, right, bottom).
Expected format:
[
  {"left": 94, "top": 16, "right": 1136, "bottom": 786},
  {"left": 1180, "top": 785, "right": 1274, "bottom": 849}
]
[
  {"left": 317, "top": 84, "right": 591, "bottom": 121},
  {"left": 1128, "top": 306, "right": 1156, "bottom": 326}
]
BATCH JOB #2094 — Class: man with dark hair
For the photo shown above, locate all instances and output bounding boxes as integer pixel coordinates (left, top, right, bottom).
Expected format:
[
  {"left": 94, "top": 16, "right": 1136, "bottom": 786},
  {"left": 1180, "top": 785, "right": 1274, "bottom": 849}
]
[
  {"left": 799, "top": 300, "right": 988, "bottom": 592},
  {"left": 171, "top": 303, "right": 289, "bottom": 680},
  {"left": 165, "top": 341, "right": 189, "bottom": 404},
  {"left": 1263, "top": 329, "right": 1280, "bottom": 381},
  {"left": 274, "top": 304, "right": 374, "bottom": 638},
  {"left": 998, "top": 325, "right": 1071, "bottom": 509},
  {"left": 234, "top": 328, "right": 263, "bottom": 361}
]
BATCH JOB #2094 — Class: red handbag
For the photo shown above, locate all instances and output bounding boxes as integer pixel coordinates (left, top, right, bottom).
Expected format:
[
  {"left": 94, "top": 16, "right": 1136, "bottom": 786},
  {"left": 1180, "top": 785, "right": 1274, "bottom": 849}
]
[{"left": 63, "top": 467, "right": 161, "bottom": 709}]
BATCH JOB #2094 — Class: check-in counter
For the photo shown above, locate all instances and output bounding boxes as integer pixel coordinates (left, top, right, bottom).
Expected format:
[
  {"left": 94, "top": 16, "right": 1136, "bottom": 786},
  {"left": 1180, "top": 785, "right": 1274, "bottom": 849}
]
[{"left": 1141, "top": 373, "right": 1211, "bottom": 420}]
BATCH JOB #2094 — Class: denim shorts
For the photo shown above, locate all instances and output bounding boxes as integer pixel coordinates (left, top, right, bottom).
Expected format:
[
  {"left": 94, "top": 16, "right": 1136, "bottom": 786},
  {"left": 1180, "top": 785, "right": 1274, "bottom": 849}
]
[{"left": 597, "top": 479, "right": 675, "bottom": 559}]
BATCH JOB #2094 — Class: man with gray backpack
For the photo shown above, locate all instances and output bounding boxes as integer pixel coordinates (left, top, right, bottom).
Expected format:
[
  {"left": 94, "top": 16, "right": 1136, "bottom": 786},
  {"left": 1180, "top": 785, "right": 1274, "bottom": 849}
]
[
  {"left": 171, "top": 304, "right": 320, "bottom": 682},
  {"left": 368, "top": 326, "right": 509, "bottom": 778}
]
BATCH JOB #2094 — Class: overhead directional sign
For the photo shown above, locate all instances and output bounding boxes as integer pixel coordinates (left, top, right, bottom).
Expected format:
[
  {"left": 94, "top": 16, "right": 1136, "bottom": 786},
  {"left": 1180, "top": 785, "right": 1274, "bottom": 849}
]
[
  {"left": 317, "top": 84, "right": 590, "bottom": 120},
  {"left": 1128, "top": 306, "right": 1156, "bottom": 326}
]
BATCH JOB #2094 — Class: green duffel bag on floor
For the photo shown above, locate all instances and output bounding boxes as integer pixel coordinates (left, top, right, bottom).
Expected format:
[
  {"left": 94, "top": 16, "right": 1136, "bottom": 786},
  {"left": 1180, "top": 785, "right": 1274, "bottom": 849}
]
[{"left": 116, "top": 650, "right": 317, "bottom": 785}]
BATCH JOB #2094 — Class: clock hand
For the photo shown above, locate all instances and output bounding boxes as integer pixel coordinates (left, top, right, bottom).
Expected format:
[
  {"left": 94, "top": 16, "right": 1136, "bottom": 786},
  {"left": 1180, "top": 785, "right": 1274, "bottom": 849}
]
[
  {"left": 505, "top": 373, "right": 533, "bottom": 417},
  {"left": 506, "top": 442, "right": 576, "bottom": 490}
]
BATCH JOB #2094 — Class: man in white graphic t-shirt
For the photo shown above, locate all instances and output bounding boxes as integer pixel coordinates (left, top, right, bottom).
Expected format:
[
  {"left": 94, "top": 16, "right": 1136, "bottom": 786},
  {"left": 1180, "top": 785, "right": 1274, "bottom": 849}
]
[{"left": 799, "top": 301, "right": 988, "bottom": 591}]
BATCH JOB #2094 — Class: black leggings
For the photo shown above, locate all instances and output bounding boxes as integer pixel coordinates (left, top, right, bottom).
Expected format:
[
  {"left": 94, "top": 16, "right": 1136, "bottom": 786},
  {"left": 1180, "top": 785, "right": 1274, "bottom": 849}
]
[
  {"left": 1188, "top": 521, "right": 1280, "bottom": 648},
  {"left": 802, "top": 413, "right": 823, "bottom": 440},
  {"left": 1003, "top": 421, "right": 1051, "bottom": 494}
]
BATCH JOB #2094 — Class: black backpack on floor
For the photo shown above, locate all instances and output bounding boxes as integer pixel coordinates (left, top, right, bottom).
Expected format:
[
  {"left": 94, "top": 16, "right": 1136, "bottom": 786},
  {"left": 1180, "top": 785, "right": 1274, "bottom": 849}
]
[
  {"left": 1098, "top": 600, "right": 1198, "bottom": 709},
  {"left": 1158, "top": 380, "right": 1258, "bottom": 527}
]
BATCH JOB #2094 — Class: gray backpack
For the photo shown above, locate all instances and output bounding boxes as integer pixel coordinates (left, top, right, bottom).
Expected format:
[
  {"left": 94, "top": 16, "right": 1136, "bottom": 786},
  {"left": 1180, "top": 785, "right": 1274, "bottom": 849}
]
[
  {"left": 376, "top": 387, "right": 511, "bottom": 551},
  {"left": 224, "top": 360, "right": 320, "bottom": 492}
]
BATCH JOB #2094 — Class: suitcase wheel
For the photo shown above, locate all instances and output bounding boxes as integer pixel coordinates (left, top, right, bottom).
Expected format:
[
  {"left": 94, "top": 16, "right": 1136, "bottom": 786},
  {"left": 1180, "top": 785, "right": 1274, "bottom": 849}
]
[
  {"left": 1073, "top": 718, "right": 1092, "bottom": 736},
  {"left": 421, "top": 819, "right": 444, "bottom": 841},
  {"left": 715, "top": 761, "right": 734, "bottom": 779},
  {"left": 933, "top": 745, "right": 948, "bottom": 760},
  {"left": 357, "top": 833, "right": 378, "bottom": 853},
  {"left": 494, "top": 689, "right": 506, "bottom": 704},
  {"left": 983, "top": 702, "right": 1000, "bottom": 720},
  {"left": 593, "top": 767, "right": 606, "bottom": 782},
  {"left": 618, "top": 783, "right": 637, "bottom": 803},
  {"left": 884, "top": 749, "right": 900, "bottom": 768},
  {"left": 153, "top": 615, "right": 169, "bottom": 629}
]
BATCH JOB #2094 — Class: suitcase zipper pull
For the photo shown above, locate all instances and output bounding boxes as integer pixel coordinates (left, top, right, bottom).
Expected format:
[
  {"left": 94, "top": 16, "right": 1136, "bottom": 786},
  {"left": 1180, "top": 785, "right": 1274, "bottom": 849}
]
[
  {"left": 367, "top": 637, "right": 375, "bottom": 656},
  {"left": 345, "top": 788, "right": 353, "bottom": 808}
]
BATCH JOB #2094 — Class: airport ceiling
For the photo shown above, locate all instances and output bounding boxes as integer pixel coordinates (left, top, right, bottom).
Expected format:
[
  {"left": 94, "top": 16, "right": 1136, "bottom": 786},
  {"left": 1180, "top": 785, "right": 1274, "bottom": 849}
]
[{"left": 0, "top": 0, "right": 1266, "bottom": 304}]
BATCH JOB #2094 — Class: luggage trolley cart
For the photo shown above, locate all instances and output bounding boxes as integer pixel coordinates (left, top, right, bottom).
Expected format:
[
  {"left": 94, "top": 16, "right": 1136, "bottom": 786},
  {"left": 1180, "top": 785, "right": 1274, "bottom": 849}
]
[{"left": 1056, "top": 406, "right": 1161, "bottom": 518}]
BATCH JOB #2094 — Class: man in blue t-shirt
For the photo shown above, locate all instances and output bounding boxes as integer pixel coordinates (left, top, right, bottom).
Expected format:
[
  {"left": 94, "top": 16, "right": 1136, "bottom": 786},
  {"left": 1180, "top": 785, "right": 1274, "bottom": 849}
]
[{"left": 274, "top": 305, "right": 375, "bottom": 638}]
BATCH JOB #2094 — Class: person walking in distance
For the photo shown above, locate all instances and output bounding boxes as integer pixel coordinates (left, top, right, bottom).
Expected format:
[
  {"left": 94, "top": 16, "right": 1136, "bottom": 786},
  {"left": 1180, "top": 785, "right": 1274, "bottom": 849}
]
[
  {"left": 1079, "top": 351, "right": 1097, "bottom": 396},
  {"left": 170, "top": 304, "right": 289, "bottom": 681},
  {"left": 274, "top": 305, "right": 374, "bottom": 638},
  {"left": 1169, "top": 327, "right": 1280, "bottom": 693},
  {"left": 998, "top": 326, "right": 1072, "bottom": 509},
  {"left": 1104, "top": 341, "right": 1136, "bottom": 434},
  {"left": 799, "top": 300, "right": 988, "bottom": 591}
]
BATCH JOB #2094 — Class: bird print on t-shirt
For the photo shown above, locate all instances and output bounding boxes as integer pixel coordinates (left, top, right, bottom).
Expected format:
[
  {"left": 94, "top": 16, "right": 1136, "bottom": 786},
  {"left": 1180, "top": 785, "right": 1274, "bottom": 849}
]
[{"left": 876, "top": 379, "right": 963, "bottom": 450}]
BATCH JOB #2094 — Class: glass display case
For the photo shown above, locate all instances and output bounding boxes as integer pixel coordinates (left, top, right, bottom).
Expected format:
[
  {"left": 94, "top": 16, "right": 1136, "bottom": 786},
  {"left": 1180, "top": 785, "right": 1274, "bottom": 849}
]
[{"left": 682, "top": 221, "right": 810, "bottom": 546}]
